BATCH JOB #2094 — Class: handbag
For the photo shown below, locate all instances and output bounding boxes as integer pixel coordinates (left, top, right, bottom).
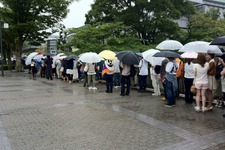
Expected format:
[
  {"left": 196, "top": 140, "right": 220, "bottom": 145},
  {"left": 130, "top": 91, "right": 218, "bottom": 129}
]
[{"left": 190, "top": 84, "right": 196, "bottom": 93}]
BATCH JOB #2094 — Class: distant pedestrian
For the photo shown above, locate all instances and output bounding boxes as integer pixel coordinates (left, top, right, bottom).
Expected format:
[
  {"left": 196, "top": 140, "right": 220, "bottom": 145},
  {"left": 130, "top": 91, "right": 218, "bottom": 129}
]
[
  {"left": 113, "top": 59, "right": 121, "bottom": 88},
  {"left": 160, "top": 58, "right": 169, "bottom": 101},
  {"left": 103, "top": 60, "right": 114, "bottom": 93},
  {"left": 30, "top": 59, "right": 37, "bottom": 80},
  {"left": 120, "top": 62, "right": 131, "bottom": 96},
  {"left": 45, "top": 55, "right": 53, "bottom": 80},
  {"left": 184, "top": 59, "right": 194, "bottom": 104},
  {"left": 138, "top": 56, "right": 148, "bottom": 92},
  {"left": 86, "top": 63, "right": 97, "bottom": 90}
]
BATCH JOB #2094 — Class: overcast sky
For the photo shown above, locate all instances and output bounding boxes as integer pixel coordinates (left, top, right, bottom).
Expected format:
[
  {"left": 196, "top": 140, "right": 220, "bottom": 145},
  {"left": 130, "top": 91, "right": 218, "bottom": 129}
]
[{"left": 62, "top": 0, "right": 94, "bottom": 28}]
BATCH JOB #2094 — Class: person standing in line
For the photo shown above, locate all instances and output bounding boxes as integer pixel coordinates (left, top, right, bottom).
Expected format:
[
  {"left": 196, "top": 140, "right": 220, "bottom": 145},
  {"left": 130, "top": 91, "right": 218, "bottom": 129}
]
[
  {"left": 138, "top": 56, "right": 148, "bottom": 92},
  {"left": 45, "top": 55, "right": 53, "bottom": 80},
  {"left": 86, "top": 63, "right": 97, "bottom": 90},
  {"left": 206, "top": 53, "right": 217, "bottom": 111},
  {"left": 66, "top": 59, "right": 74, "bottom": 84},
  {"left": 56, "top": 59, "right": 62, "bottom": 79},
  {"left": 193, "top": 53, "right": 209, "bottom": 112},
  {"left": 113, "top": 59, "right": 121, "bottom": 88},
  {"left": 164, "top": 57, "right": 179, "bottom": 107},
  {"left": 150, "top": 65, "right": 161, "bottom": 96},
  {"left": 184, "top": 59, "right": 195, "bottom": 104},
  {"left": 103, "top": 60, "right": 115, "bottom": 93},
  {"left": 30, "top": 59, "right": 37, "bottom": 80},
  {"left": 160, "top": 58, "right": 169, "bottom": 101},
  {"left": 120, "top": 62, "right": 131, "bottom": 96},
  {"left": 219, "top": 58, "right": 225, "bottom": 117}
]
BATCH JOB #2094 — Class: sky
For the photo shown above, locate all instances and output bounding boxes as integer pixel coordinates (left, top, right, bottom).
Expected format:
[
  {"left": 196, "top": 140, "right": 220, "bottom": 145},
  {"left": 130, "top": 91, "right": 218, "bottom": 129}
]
[{"left": 62, "top": 0, "right": 94, "bottom": 28}]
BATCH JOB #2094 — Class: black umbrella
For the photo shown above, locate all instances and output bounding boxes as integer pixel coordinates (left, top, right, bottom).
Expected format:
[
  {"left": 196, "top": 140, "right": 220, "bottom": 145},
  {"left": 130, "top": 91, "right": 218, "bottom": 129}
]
[
  {"left": 116, "top": 51, "right": 140, "bottom": 65},
  {"left": 153, "top": 51, "right": 181, "bottom": 58},
  {"left": 210, "top": 36, "right": 225, "bottom": 46},
  {"left": 65, "top": 55, "right": 78, "bottom": 60}
]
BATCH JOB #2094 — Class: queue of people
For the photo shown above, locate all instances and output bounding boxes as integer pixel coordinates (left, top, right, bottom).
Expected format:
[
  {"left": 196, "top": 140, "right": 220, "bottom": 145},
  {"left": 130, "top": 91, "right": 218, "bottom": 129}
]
[{"left": 29, "top": 53, "right": 225, "bottom": 117}]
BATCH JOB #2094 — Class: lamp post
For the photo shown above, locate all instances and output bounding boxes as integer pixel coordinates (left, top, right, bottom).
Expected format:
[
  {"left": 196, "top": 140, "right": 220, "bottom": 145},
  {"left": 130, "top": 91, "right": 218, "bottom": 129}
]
[{"left": 0, "top": 21, "right": 8, "bottom": 77}]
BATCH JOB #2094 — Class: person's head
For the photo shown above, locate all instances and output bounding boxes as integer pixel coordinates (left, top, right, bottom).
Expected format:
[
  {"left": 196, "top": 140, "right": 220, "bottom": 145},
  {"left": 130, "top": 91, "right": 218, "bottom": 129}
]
[
  {"left": 47, "top": 55, "right": 50, "bottom": 59},
  {"left": 206, "top": 53, "right": 214, "bottom": 62},
  {"left": 168, "top": 57, "right": 175, "bottom": 61},
  {"left": 197, "top": 53, "right": 206, "bottom": 67}
]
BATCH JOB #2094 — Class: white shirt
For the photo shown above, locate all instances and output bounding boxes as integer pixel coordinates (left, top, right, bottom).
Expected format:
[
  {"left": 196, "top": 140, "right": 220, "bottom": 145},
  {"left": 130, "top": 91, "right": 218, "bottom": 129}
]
[
  {"left": 113, "top": 60, "right": 120, "bottom": 73},
  {"left": 184, "top": 62, "right": 194, "bottom": 79},
  {"left": 193, "top": 63, "right": 209, "bottom": 84},
  {"left": 138, "top": 59, "right": 148, "bottom": 75},
  {"left": 165, "top": 60, "right": 179, "bottom": 75}
]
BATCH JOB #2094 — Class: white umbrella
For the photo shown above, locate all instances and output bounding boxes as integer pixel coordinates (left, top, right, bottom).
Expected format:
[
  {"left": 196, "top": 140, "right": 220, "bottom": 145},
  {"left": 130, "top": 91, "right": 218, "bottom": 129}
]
[
  {"left": 207, "top": 45, "right": 222, "bottom": 54},
  {"left": 78, "top": 52, "right": 104, "bottom": 63},
  {"left": 33, "top": 54, "right": 44, "bottom": 61},
  {"left": 25, "top": 52, "right": 38, "bottom": 65},
  {"left": 142, "top": 49, "right": 164, "bottom": 65},
  {"left": 156, "top": 40, "right": 183, "bottom": 51},
  {"left": 179, "top": 41, "right": 210, "bottom": 53}
]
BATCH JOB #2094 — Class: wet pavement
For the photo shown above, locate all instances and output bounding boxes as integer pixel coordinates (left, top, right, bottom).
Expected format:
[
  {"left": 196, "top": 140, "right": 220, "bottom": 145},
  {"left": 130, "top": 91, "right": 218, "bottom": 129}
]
[{"left": 0, "top": 70, "right": 225, "bottom": 150}]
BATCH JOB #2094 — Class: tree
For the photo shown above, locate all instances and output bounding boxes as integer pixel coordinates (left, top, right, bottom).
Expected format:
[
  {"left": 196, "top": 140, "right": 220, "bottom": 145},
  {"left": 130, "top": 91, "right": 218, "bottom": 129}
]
[
  {"left": 0, "top": 0, "right": 75, "bottom": 71},
  {"left": 68, "top": 22, "right": 149, "bottom": 54},
  {"left": 85, "top": 0, "right": 195, "bottom": 44},
  {"left": 186, "top": 9, "right": 225, "bottom": 42}
]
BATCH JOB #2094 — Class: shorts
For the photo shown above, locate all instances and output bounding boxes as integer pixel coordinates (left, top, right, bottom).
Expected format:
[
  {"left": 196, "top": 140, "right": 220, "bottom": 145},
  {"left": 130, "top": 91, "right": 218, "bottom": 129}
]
[
  {"left": 208, "top": 75, "right": 217, "bottom": 90},
  {"left": 195, "top": 84, "right": 208, "bottom": 90}
]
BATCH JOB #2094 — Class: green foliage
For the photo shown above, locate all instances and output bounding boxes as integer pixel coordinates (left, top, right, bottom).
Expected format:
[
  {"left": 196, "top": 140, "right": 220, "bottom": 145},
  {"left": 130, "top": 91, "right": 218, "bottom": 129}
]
[
  {"left": 69, "top": 22, "right": 148, "bottom": 54},
  {"left": 85, "top": 0, "right": 196, "bottom": 44}
]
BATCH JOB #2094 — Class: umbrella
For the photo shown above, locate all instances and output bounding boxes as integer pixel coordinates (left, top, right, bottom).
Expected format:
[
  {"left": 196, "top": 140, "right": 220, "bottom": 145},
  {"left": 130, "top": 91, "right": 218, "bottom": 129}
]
[
  {"left": 153, "top": 51, "right": 181, "bottom": 58},
  {"left": 116, "top": 51, "right": 139, "bottom": 65},
  {"left": 210, "top": 36, "right": 225, "bottom": 46},
  {"left": 207, "top": 45, "right": 222, "bottom": 54},
  {"left": 142, "top": 49, "right": 164, "bottom": 65},
  {"left": 99, "top": 50, "right": 117, "bottom": 60},
  {"left": 78, "top": 52, "right": 104, "bottom": 63},
  {"left": 25, "top": 52, "right": 38, "bottom": 65},
  {"left": 179, "top": 41, "right": 209, "bottom": 53},
  {"left": 33, "top": 54, "right": 44, "bottom": 61},
  {"left": 181, "top": 52, "right": 198, "bottom": 59},
  {"left": 65, "top": 55, "right": 78, "bottom": 60},
  {"left": 156, "top": 40, "right": 183, "bottom": 50}
]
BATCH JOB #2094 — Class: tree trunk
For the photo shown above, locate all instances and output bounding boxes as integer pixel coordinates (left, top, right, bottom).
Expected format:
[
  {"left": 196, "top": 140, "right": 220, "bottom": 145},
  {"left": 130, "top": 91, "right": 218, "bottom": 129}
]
[{"left": 15, "top": 40, "right": 23, "bottom": 72}]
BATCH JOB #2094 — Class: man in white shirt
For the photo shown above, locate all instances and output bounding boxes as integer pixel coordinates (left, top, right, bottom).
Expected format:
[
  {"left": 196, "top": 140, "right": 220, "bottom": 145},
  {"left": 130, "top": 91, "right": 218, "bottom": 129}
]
[{"left": 138, "top": 56, "right": 148, "bottom": 92}]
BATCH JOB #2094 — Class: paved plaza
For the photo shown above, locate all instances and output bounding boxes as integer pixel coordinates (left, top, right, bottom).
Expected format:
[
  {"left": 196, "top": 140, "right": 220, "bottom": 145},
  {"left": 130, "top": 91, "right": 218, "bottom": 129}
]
[{"left": 0, "top": 70, "right": 225, "bottom": 150}]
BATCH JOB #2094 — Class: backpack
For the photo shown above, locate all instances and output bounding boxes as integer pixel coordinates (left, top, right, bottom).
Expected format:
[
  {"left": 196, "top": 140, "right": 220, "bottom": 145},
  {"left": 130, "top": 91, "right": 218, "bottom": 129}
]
[
  {"left": 215, "top": 63, "right": 223, "bottom": 79},
  {"left": 176, "top": 59, "right": 184, "bottom": 78},
  {"left": 154, "top": 65, "right": 161, "bottom": 74},
  {"left": 130, "top": 65, "right": 137, "bottom": 77}
]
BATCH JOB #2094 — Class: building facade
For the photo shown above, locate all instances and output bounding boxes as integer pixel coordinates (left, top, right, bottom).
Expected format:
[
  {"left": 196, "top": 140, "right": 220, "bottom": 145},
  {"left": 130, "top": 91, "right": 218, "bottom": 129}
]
[{"left": 178, "top": 0, "right": 225, "bottom": 28}]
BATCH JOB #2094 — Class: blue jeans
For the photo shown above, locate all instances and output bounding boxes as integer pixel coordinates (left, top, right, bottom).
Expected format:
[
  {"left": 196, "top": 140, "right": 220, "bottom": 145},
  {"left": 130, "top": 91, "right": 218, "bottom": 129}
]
[
  {"left": 165, "top": 79, "right": 177, "bottom": 105},
  {"left": 113, "top": 73, "right": 121, "bottom": 86},
  {"left": 105, "top": 74, "right": 114, "bottom": 92},
  {"left": 138, "top": 75, "right": 147, "bottom": 90},
  {"left": 121, "top": 75, "right": 131, "bottom": 95}
]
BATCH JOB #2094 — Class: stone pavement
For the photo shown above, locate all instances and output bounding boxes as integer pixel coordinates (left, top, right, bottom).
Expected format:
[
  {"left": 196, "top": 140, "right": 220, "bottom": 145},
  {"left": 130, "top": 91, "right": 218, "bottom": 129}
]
[{"left": 0, "top": 70, "right": 225, "bottom": 150}]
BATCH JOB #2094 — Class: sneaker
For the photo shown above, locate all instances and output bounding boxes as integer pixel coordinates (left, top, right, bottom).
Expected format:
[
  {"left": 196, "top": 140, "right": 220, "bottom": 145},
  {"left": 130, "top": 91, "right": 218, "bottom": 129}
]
[
  {"left": 92, "top": 87, "right": 97, "bottom": 90},
  {"left": 164, "top": 104, "right": 173, "bottom": 107},
  {"left": 88, "top": 86, "right": 93, "bottom": 90},
  {"left": 194, "top": 106, "right": 200, "bottom": 112},
  {"left": 114, "top": 86, "right": 118, "bottom": 88},
  {"left": 152, "top": 93, "right": 157, "bottom": 96}
]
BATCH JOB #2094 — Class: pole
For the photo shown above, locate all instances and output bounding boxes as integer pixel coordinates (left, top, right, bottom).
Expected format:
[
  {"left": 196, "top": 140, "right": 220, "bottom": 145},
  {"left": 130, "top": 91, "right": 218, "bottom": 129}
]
[{"left": 0, "top": 21, "right": 3, "bottom": 77}]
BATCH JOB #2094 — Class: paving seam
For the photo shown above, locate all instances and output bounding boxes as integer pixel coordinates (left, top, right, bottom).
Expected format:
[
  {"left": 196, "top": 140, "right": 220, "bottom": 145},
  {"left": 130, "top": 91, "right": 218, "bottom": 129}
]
[{"left": 111, "top": 104, "right": 224, "bottom": 150}]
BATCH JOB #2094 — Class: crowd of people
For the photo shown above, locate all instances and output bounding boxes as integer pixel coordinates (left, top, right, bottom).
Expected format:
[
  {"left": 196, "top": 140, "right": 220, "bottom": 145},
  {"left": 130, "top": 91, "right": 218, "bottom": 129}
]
[{"left": 28, "top": 53, "right": 225, "bottom": 118}]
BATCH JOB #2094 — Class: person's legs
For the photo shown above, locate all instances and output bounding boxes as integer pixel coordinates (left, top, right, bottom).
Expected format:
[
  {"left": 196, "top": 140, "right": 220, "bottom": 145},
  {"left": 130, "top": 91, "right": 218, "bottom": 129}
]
[
  {"left": 109, "top": 74, "right": 113, "bottom": 92},
  {"left": 87, "top": 75, "right": 91, "bottom": 87},
  {"left": 143, "top": 75, "right": 147, "bottom": 91},
  {"left": 105, "top": 74, "right": 110, "bottom": 92},
  {"left": 201, "top": 89, "right": 207, "bottom": 112},
  {"left": 207, "top": 89, "right": 213, "bottom": 109},
  {"left": 125, "top": 76, "right": 131, "bottom": 95},
  {"left": 121, "top": 75, "right": 125, "bottom": 95},
  {"left": 165, "top": 80, "right": 173, "bottom": 105},
  {"left": 195, "top": 89, "right": 201, "bottom": 111},
  {"left": 92, "top": 74, "right": 96, "bottom": 87}
]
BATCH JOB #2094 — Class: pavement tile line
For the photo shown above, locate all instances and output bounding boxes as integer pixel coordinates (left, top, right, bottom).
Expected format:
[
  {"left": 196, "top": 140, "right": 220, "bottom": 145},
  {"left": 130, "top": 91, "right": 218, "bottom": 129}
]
[{"left": 111, "top": 104, "right": 225, "bottom": 150}]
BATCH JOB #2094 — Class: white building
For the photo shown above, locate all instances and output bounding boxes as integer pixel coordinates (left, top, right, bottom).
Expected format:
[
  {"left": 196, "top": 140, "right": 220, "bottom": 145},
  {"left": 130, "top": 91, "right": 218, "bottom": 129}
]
[{"left": 178, "top": 0, "right": 225, "bottom": 28}]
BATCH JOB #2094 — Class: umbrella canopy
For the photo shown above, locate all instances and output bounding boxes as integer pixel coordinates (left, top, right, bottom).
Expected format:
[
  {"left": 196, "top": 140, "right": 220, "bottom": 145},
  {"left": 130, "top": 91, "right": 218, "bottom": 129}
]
[
  {"left": 33, "top": 54, "right": 44, "bottom": 61},
  {"left": 179, "top": 41, "right": 209, "bottom": 53},
  {"left": 153, "top": 51, "right": 181, "bottom": 58},
  {"left": 156, "top": 40, "right": 183, "bottom": 50},
  {"left": 207, "top": 45, "right": 222, "bottom": 54},
  {"left": 79, "top": 52, "right": 103, "bottom": 63},
  {"left": 25, "top": 52, "right": 38, "bottom": 65},
  {"left": 142, "top": 49, "right": 164, "bottom": 65},
  {"left": 99, "top": 50, "right": 117, "bottom": 60},
  {"left": 116, "top": 51, "right": 139, "bottom": 65},
  {"left": 210, "top": 36, "right": 225, "bottom": 46},
  {"left": 181, "top": 52, "right": 198, "bottom": 59},
  {"left": 65, "top": 55, "right": 78, "bottom": 60}
]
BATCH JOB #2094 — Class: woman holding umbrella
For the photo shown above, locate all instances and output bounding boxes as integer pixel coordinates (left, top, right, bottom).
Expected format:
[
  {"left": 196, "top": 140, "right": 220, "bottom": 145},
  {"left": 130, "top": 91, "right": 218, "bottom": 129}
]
[{"left": 120, "top": 61, "right": 131, "bottom": 96}]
